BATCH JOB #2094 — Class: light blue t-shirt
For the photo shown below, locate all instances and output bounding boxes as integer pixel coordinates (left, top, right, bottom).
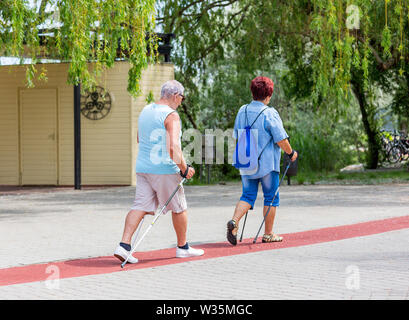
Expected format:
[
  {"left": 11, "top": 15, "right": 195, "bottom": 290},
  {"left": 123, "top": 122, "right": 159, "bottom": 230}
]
[
  {"left": 135, "top": 103, "right": 180, "bottom": 174},
  {"left": 233, "top": 100, "right": 289, "bottom": 179}
]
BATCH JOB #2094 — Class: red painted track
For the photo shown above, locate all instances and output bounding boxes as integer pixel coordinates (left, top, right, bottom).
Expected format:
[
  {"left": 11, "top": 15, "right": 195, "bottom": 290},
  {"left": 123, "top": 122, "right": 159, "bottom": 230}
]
[{"left": 1, "top": 215, "right": 409, "bottom": 287}]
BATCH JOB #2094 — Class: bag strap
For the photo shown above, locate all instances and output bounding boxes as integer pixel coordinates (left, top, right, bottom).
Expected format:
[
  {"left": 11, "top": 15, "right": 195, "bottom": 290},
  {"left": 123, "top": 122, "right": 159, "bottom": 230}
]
[
  {"left": 258, "top": 136, "right": 273, "bottom": 160},
  {"left": 245, "top": 105, "right": 268, "bottom": 128},
  {"left": 243, "top": 104, "right": 271, "bottom": 160},
  {"left": 244, "top": 104, "right": 250, "bottom": 127}
]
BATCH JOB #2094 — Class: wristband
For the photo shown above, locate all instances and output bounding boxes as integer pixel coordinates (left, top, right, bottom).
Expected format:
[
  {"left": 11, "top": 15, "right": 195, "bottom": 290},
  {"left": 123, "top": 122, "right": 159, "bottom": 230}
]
[
  {"left": 180, "top": 164, "right": 191, "bottom": 178},
  {"left": 287, "top": 150, "right": 295, "bottom": 159}
]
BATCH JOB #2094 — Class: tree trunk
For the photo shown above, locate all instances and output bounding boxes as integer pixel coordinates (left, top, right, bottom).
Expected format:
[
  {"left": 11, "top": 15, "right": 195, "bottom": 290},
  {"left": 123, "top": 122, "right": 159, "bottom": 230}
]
[
  {"left": 350, "top": 74, "right": 380, "bottom": 169},
  {"left": 180, "top": 102, "right": 198, "bottom": 129}
]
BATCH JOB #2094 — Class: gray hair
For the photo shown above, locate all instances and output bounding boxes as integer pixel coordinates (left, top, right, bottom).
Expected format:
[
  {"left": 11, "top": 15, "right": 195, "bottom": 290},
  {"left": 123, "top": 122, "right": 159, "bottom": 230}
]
[{"left": 160, "top": 80, "right": 184, "bottom": 99}]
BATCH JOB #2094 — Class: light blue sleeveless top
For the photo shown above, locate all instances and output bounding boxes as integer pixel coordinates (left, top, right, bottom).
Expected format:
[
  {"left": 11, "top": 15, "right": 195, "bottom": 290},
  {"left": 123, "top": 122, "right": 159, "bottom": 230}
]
[{"left": 135, "top": 103, "right": 180, "bottom": 174}]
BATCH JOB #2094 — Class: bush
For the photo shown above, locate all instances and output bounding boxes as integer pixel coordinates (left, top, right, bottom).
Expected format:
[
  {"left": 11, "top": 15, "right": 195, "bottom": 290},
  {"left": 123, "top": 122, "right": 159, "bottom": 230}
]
[{"left": 286, "top": 109, "right": 363, "bottom": 174}]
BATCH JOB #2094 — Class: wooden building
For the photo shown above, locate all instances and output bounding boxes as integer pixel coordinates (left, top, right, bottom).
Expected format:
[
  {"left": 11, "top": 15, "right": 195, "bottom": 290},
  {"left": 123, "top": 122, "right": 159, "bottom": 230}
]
[{"left": 0, "top": 61, "right": 174, "bottom": 186}]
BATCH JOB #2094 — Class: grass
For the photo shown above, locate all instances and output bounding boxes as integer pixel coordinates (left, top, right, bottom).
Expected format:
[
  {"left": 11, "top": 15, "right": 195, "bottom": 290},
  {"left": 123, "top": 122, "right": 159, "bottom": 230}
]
[
  {"left": 293, "top": 168, "right": 409, "bottom": 185},
  {"left": 185, "top": 167, "right": 409, "bottom": 186},
  {"left": 184, "top": 162, "right": 409, "bottom": 186}
]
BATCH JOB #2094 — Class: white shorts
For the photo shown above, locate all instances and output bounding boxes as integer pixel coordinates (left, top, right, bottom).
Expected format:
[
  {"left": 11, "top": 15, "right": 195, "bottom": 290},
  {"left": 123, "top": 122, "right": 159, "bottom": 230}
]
[{"left": 130, "top": 173, "right": 187, "bottom": 214}]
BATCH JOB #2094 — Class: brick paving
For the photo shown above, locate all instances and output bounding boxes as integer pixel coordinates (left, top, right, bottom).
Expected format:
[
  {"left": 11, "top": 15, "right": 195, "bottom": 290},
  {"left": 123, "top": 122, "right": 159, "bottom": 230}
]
[{"left": 0, "top": 182, "right": 408, "bottom": 300}]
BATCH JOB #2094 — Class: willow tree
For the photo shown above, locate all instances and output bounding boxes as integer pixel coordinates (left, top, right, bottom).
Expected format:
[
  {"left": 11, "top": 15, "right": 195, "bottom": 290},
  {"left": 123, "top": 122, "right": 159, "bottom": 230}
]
[
  {"left": 305, "top": 0, "right": 409, "bottom": 168},
  {"left": 158, "top": 0, "right": 409, "bottom": 169},
  {"left": 0, "top": 0, "right": 157, "bottom": 96}
]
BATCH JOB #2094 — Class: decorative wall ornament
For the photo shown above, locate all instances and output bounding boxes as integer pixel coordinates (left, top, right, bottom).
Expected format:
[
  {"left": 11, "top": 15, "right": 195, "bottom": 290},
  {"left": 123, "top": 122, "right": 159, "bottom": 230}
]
[{"left": 80, "top": 86, "right": 112, "bottom": 120}]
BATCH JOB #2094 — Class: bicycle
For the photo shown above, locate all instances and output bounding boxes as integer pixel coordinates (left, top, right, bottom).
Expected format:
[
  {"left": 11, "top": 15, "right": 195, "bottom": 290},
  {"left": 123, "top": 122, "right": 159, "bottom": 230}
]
[{"left": 387, "top": 131, "right": 409, "bottom": 163}]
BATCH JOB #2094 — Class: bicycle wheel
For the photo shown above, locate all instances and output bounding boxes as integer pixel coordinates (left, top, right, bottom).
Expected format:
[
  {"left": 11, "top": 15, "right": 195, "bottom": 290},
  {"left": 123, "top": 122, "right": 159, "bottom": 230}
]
[{"left": 387, "top": 146, "right": 402, "bottom": 163}]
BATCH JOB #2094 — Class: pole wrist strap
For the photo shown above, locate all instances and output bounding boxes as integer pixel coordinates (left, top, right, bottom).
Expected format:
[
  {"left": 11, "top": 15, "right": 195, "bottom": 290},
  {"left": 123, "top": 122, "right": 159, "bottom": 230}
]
[{"left": 180, "top": 164, "right": 191, "bottom": 178}]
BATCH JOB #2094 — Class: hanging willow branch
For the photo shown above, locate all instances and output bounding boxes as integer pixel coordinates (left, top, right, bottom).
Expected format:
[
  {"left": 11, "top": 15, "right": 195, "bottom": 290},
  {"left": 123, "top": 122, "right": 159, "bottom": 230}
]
[
  {"left": 306, "top": 0, "right": 408, "bottom": 101},
  {"left": 0, "top": 0, "right": 158, "bottom": 97}
]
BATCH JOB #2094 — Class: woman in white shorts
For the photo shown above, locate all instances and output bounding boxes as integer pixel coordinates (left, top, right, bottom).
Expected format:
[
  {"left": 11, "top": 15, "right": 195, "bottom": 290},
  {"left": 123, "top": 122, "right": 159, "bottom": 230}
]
[{"left": 114, "top": 80, "right": 204, "bottom": 264}]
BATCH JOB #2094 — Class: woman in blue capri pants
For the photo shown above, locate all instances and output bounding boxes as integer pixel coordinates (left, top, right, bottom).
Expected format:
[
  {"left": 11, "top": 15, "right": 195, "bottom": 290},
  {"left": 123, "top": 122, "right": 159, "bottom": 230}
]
[{"left": 227, "top": 76, "right": 298, "bottom": 245}]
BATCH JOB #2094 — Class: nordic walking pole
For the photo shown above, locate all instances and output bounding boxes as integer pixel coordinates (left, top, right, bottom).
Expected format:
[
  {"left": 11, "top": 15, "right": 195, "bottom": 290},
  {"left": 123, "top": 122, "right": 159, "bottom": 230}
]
[
  {"left": 121, "top": 178, "right": 186, "bottom": 268},
  {"left": 239, "top": 212, "right": 248, "bottom": 242},
  {"left": 252, "top": 162, "right": 291, "bottom": 244}
]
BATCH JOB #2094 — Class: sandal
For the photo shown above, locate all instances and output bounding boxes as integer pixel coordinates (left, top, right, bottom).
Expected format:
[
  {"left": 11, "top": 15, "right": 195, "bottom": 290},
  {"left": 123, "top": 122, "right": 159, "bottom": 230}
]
[
  {"left": 262, "top": 233, "right": 283, "bottom": 243},
  {"left": 226, "top": 220, "right": 238, "bottom": 246}
]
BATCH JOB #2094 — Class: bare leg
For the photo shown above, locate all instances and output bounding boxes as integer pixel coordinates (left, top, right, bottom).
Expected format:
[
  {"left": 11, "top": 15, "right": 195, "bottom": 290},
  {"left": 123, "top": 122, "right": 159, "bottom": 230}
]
[
  {"left": 120, "top": 210, "right": 148, "bottom": 244},
  {"left": 172, "top": 210, "right": 188, "bottom": 247},
  {"left": 231, "top": 201, "right": 252, "bottom": 235},
  {"left": 263, "top": 205, "right": 277, "bottom": 235}
]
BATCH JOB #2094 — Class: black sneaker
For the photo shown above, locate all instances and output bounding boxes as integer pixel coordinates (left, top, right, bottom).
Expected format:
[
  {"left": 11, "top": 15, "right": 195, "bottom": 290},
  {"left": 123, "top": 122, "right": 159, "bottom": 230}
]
[{"left": 226, "top": 220, "right": 238, "bottom": 246}]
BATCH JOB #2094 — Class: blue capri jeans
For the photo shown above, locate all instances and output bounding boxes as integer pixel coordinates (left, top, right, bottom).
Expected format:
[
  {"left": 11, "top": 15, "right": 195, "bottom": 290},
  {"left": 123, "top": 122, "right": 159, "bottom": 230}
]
[{"left": 240, "top": 171, "right": 280, "bottom": 209}]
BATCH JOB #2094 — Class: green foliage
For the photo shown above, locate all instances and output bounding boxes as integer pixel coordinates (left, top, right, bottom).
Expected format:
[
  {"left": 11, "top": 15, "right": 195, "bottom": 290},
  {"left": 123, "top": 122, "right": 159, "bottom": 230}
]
[
  {"left": 287, "top": 105, "right": 363, "bottom": 173},
  {"left": 323, "top": 168, "right": 409, "bottom": 185},
  {"left": 381, "top": 25, "right": 392, "bottom": 59},
  {"left": 0, "top": 0, "right": 158, "bottom": 96},
  {"left": 145, "top": 90, "right": 155, "bottom": 104},
  {"left": 157, "top": 0, "right": 409, "bottom": 173},
  {"left": 282, "top": 168, "right": 409, "bottom": 185},
  {"left": 390, "top": 65, "right": 409, "bottom": 119}
]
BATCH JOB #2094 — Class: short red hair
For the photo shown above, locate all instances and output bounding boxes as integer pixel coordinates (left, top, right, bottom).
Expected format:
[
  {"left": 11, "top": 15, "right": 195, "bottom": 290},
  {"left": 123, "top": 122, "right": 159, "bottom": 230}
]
[{"left": 250, "top": 76, "right": 274, "bottom": 100}]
